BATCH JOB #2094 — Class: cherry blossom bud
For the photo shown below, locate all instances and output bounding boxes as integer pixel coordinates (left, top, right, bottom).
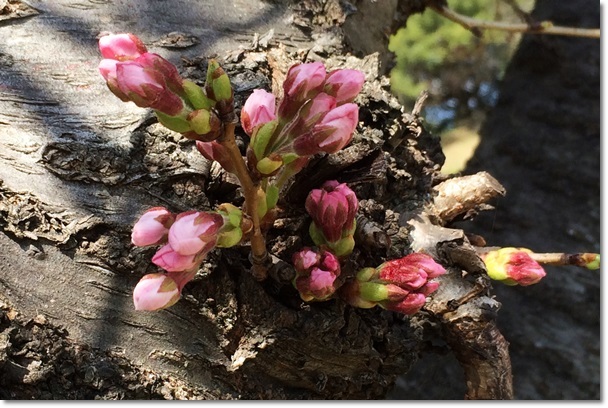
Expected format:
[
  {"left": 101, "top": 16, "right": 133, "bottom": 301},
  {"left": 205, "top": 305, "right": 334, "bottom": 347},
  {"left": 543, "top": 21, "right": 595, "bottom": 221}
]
[
  {"left": 152, "top": 244, "right": 198, "bottom": 272},
  {"left": 116, "top": 60, "right": 184, "bottom": 116},
  {"left": 482, "top": 247, "right": 546, "bottom": 286},
  {"left": 167, "top": 211, "right": 223, "bottom": 256},
  {"left": 99, "top": 33, "right": 147, "bottom": 61},
  {"left": 196, "top": 141, "right": 236, "bottom": 173},
  {"left": 205, "top": 59, "right": 233, "bottom": 116},
  {"left": 283, "top": 62, "right": 326, "bottom": 100},
  {"left": 340, "top": 253, "right": 446, "bottom": 316},
  {"left": 131, "top": 207, "right": 175, "bottom": 247},
  {"left": 241, "top": 89, "right": 276, "bottom": 135},
  {"left": 323, "top": 69, "right": 365, "bottom": 105},
  {"left": 292, "top": 247, "right": 341, "bottom": 302},
  {"left": 305, "top": 180, "right": 358, "bottom": 243},
  {"left": 293, "top": 103, "right": 358, "bottom": 156},
  {"left": 133, "top": 273, "right": 180, "bottom": 311}
]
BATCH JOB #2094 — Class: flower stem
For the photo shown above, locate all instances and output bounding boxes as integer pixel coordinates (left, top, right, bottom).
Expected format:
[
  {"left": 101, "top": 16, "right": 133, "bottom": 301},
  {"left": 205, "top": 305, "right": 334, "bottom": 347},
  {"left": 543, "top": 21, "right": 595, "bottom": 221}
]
[{"left": 218, "top": 120, "right": 268, "bottom": 280}]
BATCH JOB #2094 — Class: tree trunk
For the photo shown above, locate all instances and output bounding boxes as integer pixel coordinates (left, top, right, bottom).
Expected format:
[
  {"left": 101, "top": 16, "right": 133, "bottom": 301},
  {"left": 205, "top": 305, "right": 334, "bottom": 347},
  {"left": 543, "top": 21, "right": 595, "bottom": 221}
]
[
  {"left": 398, "top": 0, "right": 599, "bottom": 400},
  {"left": 0, "top": 0, "right": 516, "bottom": 400}
]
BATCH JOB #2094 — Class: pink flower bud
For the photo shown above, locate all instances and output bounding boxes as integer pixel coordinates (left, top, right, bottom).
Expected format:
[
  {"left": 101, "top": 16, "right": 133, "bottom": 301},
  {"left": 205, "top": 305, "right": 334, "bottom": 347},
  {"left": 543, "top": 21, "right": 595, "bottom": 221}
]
[
  {"left": 152, "top": 244, "right": 199, "bottom": 272},
  {"left": 483, "top": 247, "right": 546, "bottom": 286},
  {"left": 323, "top": 69, "right": 365, "bottom": 105},
  {"left": 292, "top": 247, "right": 341, "bottom": 301},
  {"left": 167, "top": 211, "right": 223, "bottom": 256},
  {"left": 342, "top": 253, "right": 445, "bottom": 316},
  {"left": 99, "top": 33, "right": 147, "bottom": 61},
  {"left": 384, "top": 293, "right": 427, "bottom": 315},
  {"left": 378, "top": 253, "right": 446, "bottom": 291},
  {"left": 241, "top": 89, "right": 276, "bottom": 135},
  {"left": 283, "top": 62, "right": 326, "bottom": 100},
  {"left": 305, "top": 180, "right": 358, "bottom": 243},
  {"left": 134, "top": 53, "right": 184, "bottom": 96},
  {"left": 196, "top": 141, "right": 236, "bottom": 173},
  {"left": 133, "top": 273, "right": 180, "bottom": 311},
  {"left": 131, "top": 207, "right": 175, "bottom": 247},
  {"left": 293, "top": 103, "right": 358, "bottom": 156},
  {"left": 115, "top": 60, "right": 184, "bottom": 116}
]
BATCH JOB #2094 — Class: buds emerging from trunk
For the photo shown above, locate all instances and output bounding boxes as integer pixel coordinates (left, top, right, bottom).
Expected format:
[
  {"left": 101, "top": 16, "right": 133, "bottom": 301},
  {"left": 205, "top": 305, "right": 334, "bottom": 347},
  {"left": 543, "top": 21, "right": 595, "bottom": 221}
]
[
  {"left": 340, "top": 253, "right": 446, "bottom": 315},
  {"left": 306, "top": 180, "right": 358, "bottom": 257},
  {"left": 481, "top": 247, "right": 547, "bottom": 286},
  {"left": 292, "top": 247, "right": 341, "bottom": 302}
]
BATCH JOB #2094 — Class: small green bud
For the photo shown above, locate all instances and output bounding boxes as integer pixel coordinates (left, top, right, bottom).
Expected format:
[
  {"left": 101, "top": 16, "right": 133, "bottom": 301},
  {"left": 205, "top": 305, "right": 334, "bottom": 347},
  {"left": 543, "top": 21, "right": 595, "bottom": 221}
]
[
  {"left": 183, "top": 80, "right": 215, "bottom": 110},
  {"left": 206, "top": 59, "right": 233, "bottom": 103}
]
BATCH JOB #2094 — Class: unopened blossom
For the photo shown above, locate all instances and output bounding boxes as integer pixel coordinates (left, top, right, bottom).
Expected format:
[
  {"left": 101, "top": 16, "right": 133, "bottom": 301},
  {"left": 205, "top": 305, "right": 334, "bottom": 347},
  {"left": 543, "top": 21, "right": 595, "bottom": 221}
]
[
  {"left": 241, "top": 89, "right": 276, "bottom": 135},
  {"left": 306, "top": 180, "right": 358, "bottom": 243},
  {"left": 292, "top": 103, "right": 358, "bottom": 156},
  {"left": 341, "top": 253, "right": 446, "bottom": 316},
  {"left": 292, "top": 247, "right": 341, "bottom": 302},
  {"left": 167, "top": 211, "right": 223, "bottom": 256},
  {"left": 282, "top": 62, "right": 326, "bottom": 101},
  {"left": 323, "top": 69, "right": 365, "bottom": 105},
  {"left": 131, "top": 207, "right": 175, "bottom": 247},
  {"left": 196, "top": 141, "right": 236, "bottom": 173},
  {"left": 482, "top": 247, "right": 546, "bottom": 286},
  {"left": 132, "top": 273, "right": 180, "bottom": 311},
  {"left": 98, "top": 33, "right": 186, "bottom": 116},
  {"left": 98, "top": 33, "right": 147, "bottom": 61},
  {"left": 151, "top": 244, "right": 199, "bottom": 272}
]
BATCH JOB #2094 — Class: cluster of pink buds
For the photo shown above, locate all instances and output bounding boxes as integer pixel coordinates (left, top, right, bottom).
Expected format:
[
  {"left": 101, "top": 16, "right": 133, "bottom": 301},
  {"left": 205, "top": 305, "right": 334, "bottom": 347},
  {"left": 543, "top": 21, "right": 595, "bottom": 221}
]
[
  {"left": 480, "top": 247, "right": 546, "bottom": 286},
  {"left": 305, "top": 180, "right": 358, "bottom": 258},
  {"left": 98, "top": 33, "right": 226, "bottom": 142},
  {"left": 130, "top": 205, "right": 243, "bottom": 310},
  {"left": 240, "top": 62, "right": 364, "bottom": 176},
  {"left": 340, "top": 253, "right": 446, "bottom": 315},
  {"left": 292, "top": 247, "right": 341, "bottom": 302}
]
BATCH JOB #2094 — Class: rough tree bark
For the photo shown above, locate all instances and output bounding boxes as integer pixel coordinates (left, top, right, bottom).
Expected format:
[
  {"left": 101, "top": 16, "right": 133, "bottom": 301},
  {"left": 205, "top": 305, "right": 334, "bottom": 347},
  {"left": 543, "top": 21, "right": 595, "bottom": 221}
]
[
  {"left": 0, "top": 0, "right": 555, "bottom": 400},
  {"left": 392, "top": 0, "right": 600, "bottom": 400}
]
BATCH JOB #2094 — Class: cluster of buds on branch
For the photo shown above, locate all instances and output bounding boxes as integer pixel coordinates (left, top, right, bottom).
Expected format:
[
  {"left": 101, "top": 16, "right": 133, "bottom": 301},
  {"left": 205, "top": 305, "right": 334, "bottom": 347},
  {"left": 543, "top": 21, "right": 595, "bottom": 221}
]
[{"left": 98, "top": 33, "right": 599, "bottom": 315}]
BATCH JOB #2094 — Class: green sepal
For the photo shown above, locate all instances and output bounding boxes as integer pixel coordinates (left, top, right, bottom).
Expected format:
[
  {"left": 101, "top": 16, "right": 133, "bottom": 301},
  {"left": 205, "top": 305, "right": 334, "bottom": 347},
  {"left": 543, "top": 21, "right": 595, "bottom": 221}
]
[
  {"left": 183, "top": 80, "right": 215, "bottom": 110},
  {"left": 189, "top": 109, "right": 212, "bottom": 135},
  {"left": 309, "top": 222, "right": 328, "bottom": 248},
  {"left": 256, "top": 157, "right": 283, "bottom": 175},
  {"left": 155, "top": 110, "right": 192, "bottom": 133},
  {"left": 281, "top": 153, "right": 299, "bottom": 165},
  {"left": 359, "top": 282, "right": 389, "bottom": 302},
  {"left": 216, "top": 227, "right": 243, "bottom": 248},
  {"left": 355, "top": 267, "right": 377, "bottom": 283},
  {"left": 327, "top": 235, "right": 355, "bottom": 258},
  {"left": 257, "top": 190, "right": 268, "bottom": 219},
  {"left": 251, "top": 120, "right": 278, "bottom": 160},
  {"left": 265, "top": 184, "right": 279, "bottom": 211}
]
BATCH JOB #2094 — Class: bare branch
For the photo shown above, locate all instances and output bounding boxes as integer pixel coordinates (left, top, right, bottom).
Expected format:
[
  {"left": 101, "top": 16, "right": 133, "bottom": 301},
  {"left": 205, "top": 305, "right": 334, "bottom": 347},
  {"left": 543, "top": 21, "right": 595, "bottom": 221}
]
[{"left": 429, "top": 2, "right": 600, "bottom": 39}]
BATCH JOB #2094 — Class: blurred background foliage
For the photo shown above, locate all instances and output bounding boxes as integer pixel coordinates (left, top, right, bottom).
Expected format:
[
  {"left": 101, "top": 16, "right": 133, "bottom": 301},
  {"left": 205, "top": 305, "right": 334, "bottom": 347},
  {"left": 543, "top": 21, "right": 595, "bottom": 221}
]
[{"left": 388, "top": 0, "right": 534, "bottom": 174}]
